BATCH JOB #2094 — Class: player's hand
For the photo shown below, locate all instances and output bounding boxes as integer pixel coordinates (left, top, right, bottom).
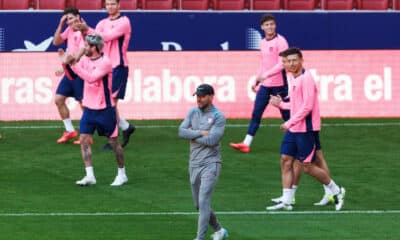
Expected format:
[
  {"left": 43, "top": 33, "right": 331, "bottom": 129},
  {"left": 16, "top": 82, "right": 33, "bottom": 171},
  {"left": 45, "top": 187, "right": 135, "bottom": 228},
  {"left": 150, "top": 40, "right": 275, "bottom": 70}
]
[
  {"left": 59, "top": 15, "right": 67, "bottom": 26},
  {"left": 55, "top": 68, "right": 64, "bottom": 76},
  {"left": 201, "top": 131, "right": 209, "bottom": 137},
  {"left": 280, "top": 123, "right": 288, "bottom": 132},
  {"left": 77, "top": 22, "right": 89, "bottom": 35},
  {"left": 269, "top": 95, "right": 282, "bottom": 107}
]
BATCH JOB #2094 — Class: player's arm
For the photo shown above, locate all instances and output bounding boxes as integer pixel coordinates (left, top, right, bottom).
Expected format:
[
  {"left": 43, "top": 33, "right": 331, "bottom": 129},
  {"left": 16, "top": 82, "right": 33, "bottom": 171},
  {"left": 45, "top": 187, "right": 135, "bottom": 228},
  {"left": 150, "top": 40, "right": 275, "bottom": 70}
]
[
  {"left": 53, "top": 15, "right": 67, "bottom": 46},
  {"left": 72, "top": 59, "right": 112, "bottom": 83},
  {"left": 284, "top": 75, "right": 315, "bottom": 129},
  {"left": 100, "top": 18, "right": 131, "bottom": 42},
  {"left": 193, "top": 115, "right": 225, "bottom": 146},
  {"left": 258, "top": 37, "right": 289, "bottom": 80},
  {"left": 178, "top": 110, "right": 203, "bottom": 140},
  {"left": 270, "top": 94, "right": 290, "bottom": 110}
]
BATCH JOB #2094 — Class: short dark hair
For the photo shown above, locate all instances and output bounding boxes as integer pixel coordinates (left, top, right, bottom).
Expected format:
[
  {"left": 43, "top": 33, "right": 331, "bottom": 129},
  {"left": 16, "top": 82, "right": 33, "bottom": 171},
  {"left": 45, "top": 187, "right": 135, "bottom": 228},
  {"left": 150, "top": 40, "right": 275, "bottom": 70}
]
[
  {"left": 260, "top": 14, "right": 275, "bottom": 25},
  {"left": 279, "top": 47, "right": 303, "bottom": 59},
  {"left": 63, "top": 6, "right": 79, "bottom": 16}
]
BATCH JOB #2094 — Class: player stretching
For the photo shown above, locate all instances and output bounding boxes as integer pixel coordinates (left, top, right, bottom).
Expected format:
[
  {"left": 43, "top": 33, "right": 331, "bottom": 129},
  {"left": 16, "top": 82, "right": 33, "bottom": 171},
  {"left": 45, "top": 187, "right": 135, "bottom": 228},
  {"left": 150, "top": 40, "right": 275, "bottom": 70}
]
[
  {"left": 230, "top": 14, "right": 289, "bottom": 153},
  {"left": 266, "top": 48, "right": 345, "bottom": 211},
  {"left": 53, "top": 7, "right": 87, "bottom": 144},
  {"left": 179, "top": 84, "right": 228, "bottom": 240},
  {"left": 95, "top": 0, "right": 135, "bottom": 150},
  {"left": 62, "top": 34, "right": 128, "bottom": 186}
]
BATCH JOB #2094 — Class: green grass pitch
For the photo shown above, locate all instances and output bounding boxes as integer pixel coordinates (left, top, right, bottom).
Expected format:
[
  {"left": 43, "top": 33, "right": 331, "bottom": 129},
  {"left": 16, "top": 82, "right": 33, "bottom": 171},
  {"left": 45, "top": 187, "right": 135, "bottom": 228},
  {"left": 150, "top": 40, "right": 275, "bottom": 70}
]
[{"left": 0, "top": 118, "right": 399, "bottom": 239}]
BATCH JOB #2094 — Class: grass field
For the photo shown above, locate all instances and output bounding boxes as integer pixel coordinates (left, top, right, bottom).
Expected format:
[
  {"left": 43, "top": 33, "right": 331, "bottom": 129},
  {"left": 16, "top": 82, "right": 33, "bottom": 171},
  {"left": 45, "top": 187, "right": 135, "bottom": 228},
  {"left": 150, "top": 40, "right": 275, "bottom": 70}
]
[{"left": 0, "top": 118, "right": 399, "bottom": 239}]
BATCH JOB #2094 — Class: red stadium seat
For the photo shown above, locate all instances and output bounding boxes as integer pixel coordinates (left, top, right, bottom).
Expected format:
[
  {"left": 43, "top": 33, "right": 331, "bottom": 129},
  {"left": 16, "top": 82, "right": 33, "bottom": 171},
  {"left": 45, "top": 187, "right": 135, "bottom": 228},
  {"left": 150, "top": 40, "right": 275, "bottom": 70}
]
[
  {"left": 212, "top": 0, "right": 245, "bottom": 10},
  {"left": 251, "top": 0, "right": 281, "bottom": 10},
  {"left": 38, "top": 0, "right": 68, "bottom": 10},
  {"left": 72, "top": 0, "right": 103, "bottom": 10},
  {"left": 394, "top": 0, "right": 400, "bottom": 10},
  {"left": 141, "top": 0, "right": 175, "bottom": 9},
  {"left": 283, "top": 0, "right": 316, "bottom": 10},
  {"left": 321, "top": 0, "right": 353, "bottom": 10},
  {"left": 179, "top": 0, "right": 209, "bottom": 10},
  {"left": 119, "top": 0, "right": 138, "bottom": 9},
  {"left": 356, "top": 0, "right": 389, "bottom": 10},
  {"left": 1, "top": 0, "right": 31, "bottom": 9}
]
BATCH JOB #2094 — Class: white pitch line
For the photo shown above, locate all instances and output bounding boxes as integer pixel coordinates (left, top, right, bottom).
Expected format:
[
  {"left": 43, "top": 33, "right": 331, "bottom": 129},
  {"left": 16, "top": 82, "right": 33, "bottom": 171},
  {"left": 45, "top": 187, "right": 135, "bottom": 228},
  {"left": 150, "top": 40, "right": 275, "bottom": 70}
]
[
  {"left": 1, "top": 122, "right": 399, "bottom": 129},
  {"left": 1, "top": 210, "right": 400, "bottom": 217}
]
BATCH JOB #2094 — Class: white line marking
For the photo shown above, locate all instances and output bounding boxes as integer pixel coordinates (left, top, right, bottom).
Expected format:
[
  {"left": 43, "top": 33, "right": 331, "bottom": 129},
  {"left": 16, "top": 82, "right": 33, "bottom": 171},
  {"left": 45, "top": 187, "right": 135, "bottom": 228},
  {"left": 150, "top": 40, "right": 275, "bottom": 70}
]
[
  {"left": 1, "top": 122, "right": 399, "bottom": 129},
  {"left": 1, "top": 210, "right": 400, "bottom": 217}
]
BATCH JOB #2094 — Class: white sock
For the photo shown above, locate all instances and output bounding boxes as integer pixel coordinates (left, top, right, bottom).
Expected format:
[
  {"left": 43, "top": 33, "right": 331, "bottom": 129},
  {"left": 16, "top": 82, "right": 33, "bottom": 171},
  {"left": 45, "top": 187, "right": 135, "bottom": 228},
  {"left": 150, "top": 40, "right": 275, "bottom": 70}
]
[
  {"left": 326, "top": 180, "right": 340, "bottom": 195},
  {"left": 85, "top": 166, "right": 94, "bottom": 178},
  {"left": 243, "top": 134, "right": 253, "bottom": 146},
  {"left": 118, "top": 167, "right": 126, "bottom": 176},
  {"left": 63, "top": 118, "right": 75, "bottom": 132},
  {"left": 323, "top": 184, "right": 332, "bottom": 195},
  {"left": 282, "top": 188, "right": 294, "bottom": 205},
  {"left": 291, "top": 185, "right": 298, "bottom": 198},
  {"left": 119, "top": 118, "right": 130, "bottom": 131}
]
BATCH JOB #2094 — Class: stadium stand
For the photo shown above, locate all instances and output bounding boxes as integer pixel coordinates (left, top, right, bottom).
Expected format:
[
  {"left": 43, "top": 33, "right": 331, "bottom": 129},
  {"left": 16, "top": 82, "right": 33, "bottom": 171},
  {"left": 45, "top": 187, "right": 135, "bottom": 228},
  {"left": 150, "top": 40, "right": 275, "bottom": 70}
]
[
  {"left": 179, "top": 0, "right": 210, "bottom": 10},
  {"left": 140, "top": 0, "right": 175, "bottom": 9},
  {"left": 251, "top": 0, "right": 281, "bottom": 10},
  {"left": 356, "top": 0, "right": 389, "bottom": 10},
  {"left": 321, "top": 0, "right": 354, "bottom": 10},
  {"left": 72, "top": 0, "right": 103, "bottom": 10},
  {"left": 1, "top": 0, "right": 31, "bottom": 9},
  {"left": 119, "top": 0, "right": 138, "bottom": 9},
  {"left": 283, "top": 0, "right": 316, "bottom": 10},
  {"left": 212, "top": 0, "right": 247, "bottom": 10},
  {"left": 394, "top": 0, "right": 400, "bottom": 9},
  {"left": 37, "top": 0, "right": 68, "bottom": 10}
]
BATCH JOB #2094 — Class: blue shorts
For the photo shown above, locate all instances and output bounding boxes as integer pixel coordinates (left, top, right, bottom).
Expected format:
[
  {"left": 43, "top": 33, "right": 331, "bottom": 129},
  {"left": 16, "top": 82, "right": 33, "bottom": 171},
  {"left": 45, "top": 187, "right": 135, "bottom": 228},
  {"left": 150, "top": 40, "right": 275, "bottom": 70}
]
[
  {"left": 314, "top": 131, "right": 322, "bottom": 150},
  {"left": 112, "top": 66, "right": 129, "bottom": 100},
  {"left": 55, "top": 75, "right": 84, "bottom": 101},
  {"left": 280, "top": 131, "right": 317, "bottom": 163},
  {"left": 80, "top": 107, "right": 118, "bottom": 138}
]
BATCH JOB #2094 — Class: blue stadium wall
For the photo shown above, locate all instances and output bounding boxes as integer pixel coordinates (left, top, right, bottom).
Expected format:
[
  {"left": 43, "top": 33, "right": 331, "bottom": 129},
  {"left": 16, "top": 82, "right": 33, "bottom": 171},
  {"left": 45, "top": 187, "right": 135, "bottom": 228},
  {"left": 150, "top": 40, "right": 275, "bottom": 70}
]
[{"left": 0, "top": 11, "right": 398, "bottom": 52}]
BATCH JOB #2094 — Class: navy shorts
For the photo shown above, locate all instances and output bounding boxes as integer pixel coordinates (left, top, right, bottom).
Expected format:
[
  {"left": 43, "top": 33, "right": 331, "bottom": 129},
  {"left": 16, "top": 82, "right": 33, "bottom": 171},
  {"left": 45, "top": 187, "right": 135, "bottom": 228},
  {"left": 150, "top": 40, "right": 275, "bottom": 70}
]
[
  {"left": 80, "top": 107, "right": 118, "bottom": 138},
  {"left": 112, "top": 66, "right": 129, "bottom": 100},
  {"left": 280, "top": 131, "right": 317, "bottom": 163},
  {"left": 55, "top": 75, "right": 84, "bottom": 101}
]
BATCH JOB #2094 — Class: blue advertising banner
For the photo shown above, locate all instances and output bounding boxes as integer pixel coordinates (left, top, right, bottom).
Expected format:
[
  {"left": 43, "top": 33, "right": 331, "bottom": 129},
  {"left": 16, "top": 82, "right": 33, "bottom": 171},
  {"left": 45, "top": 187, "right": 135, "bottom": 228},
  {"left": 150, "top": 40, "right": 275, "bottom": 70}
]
[{"left": 0, "top": 11, "right": 398, "bottom": 52}]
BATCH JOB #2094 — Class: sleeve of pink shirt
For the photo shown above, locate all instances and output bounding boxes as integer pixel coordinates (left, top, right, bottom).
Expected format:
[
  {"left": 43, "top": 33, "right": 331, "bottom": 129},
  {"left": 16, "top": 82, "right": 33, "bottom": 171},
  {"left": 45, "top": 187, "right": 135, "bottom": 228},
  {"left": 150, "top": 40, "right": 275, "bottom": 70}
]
[
  {"left": 284, "top": 72, "right": 316, "bottom": 129},
  {"left": 279, "top": 101, "right": 290, "bottom": 110},
  {"left": 98, "top": 17, "right": 131, "bottom": 42},
  {"left": 60, "top": 27, "right": 70, "bottom": 41},
  {"left": 260, "top": 36, "right": 288, "bottom": 78},
  {"left": 71, "top": 57, "right": 112, "bottom": 84}
]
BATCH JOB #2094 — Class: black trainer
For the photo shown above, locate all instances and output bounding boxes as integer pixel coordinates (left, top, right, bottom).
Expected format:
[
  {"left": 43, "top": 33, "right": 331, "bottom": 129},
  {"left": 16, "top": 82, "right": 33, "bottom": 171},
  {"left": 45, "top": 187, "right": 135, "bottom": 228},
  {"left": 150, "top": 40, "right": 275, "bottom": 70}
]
[{"left": 121, "top": 124, "right": 136, "bottom": 148}]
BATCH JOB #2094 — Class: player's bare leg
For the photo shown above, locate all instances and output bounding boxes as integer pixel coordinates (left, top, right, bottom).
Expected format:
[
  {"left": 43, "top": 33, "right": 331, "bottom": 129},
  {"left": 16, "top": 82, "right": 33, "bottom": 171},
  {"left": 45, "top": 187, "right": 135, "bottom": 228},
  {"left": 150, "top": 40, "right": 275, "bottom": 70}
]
[
  {"left": 109, "top": 137, "right": 128, "bottom": 186},
  {"left": 76, "top": 134, "right": 96, "bottom": 186}
]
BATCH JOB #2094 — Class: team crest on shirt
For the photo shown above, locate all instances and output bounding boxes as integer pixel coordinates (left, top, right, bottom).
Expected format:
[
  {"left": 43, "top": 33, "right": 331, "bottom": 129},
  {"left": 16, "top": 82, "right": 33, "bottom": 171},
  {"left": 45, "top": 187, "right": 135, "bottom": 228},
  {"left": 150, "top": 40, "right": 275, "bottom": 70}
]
[
  {"left": 269, "top": 47, "right": 274, "bottom": 52},
  {"left": 207, "top": 118, "right": 214, "bottom": 124}
]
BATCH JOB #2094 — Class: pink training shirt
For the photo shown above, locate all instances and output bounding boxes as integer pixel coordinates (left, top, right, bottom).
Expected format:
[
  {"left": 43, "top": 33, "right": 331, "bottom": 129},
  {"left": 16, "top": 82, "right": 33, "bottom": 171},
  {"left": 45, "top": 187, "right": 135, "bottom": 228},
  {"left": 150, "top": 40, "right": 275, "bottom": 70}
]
[
  {"left": 95, "top": 15, "right": 131, "bottom": 68},
  {"left": 280, "top": 70, "right": 321, "bottom": 132},
  {"left": 60, "top": 26, "right": 85, "bottom": 55},
  {"left": 71, "top": 55, "right": 114, "bottom": 110},
  {"left": 258, "top": 34, "right": 288, "bottom": 87}
]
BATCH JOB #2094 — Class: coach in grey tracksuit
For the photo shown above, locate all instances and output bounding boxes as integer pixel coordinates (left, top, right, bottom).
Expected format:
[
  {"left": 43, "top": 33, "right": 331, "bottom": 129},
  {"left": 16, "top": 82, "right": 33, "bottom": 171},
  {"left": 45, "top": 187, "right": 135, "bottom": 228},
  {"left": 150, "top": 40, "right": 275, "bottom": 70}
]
[{"left": 178, "top": 84, "right": 227, "bottom": 240}]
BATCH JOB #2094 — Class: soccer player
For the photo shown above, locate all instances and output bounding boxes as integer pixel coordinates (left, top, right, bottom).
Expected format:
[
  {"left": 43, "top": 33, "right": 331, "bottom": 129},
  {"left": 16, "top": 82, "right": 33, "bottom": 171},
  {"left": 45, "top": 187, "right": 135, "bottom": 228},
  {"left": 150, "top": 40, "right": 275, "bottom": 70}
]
[
  {"left": 229, "top": 14, "right": 289, "bottom": 153},
  {"left": 95, "top": 0, "right": 135, "bottom": 150},
  {"left": 53, "top": 7, "right": 87, "bottom": 144},
  {"left": 178, "top": 84, "right": 228, "bottom": 240},
  {"left": 62, "top": 34, "right": 128, "bottom": 186},
  {"left": 266, "top": 48, "right": 345, "bottom": 211},
  {"left": 269, "top": 55, "right": 335, "bottom": 206}
]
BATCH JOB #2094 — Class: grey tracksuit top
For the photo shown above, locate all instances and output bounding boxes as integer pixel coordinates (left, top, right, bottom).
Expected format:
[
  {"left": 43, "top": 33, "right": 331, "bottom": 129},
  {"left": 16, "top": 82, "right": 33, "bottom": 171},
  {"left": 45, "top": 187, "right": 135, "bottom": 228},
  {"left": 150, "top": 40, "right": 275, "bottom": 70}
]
[{"left": 178, "top": 105, "right": 226, "bottom": 167}]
